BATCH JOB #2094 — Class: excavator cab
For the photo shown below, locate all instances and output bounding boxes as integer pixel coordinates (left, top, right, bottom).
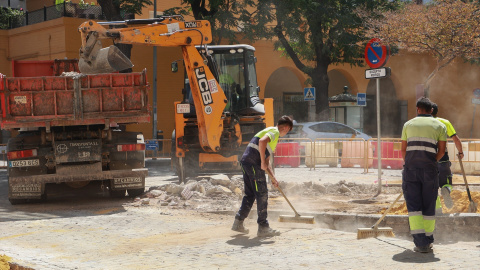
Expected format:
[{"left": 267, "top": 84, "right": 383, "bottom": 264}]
[{"left": 181, "top": 44, "right": 265, "bottom": 116}]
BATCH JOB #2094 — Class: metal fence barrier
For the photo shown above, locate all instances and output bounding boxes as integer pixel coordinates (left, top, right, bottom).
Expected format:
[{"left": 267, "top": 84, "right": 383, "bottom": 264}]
[
  {"left": 3, "top": 2, "right": 133, "bottom": 30},
  {"left": 276, "top": 137, "right": 480, "bottom": 175}
]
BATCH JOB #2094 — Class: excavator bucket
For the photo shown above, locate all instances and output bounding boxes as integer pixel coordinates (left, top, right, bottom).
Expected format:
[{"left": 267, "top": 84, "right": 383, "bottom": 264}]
[{"left": 78, "top": 45, "right": 133, "bottom": 74}]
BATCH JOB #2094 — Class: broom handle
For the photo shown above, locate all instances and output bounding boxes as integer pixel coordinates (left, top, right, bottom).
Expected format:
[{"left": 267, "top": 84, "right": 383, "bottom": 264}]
[
  {"left": 458, "top": 157, "right": 474, "bottom": 202},
  {"left": 267, "top": 171, "right": 300, "bottom": 216},
  {"left": 277, "top": 184, "right": 301, "bottom": 217},
  {"left": 372, "top": 192, "right": 403, "bottom": 229}
]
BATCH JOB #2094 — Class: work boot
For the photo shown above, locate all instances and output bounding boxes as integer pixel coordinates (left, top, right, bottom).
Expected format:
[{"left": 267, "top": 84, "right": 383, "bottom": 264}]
[
  {"left": 257, "top": 225, "right": 281, "bottom": 237},
  {"left": 414, "top": 245, "right": 433, "bottom": 253},
  {"left": 441, "top": 186, "right": 454, "bottom": 209},
  {"left": 231, "top": 219, "right": 249, "bottom": 234}
]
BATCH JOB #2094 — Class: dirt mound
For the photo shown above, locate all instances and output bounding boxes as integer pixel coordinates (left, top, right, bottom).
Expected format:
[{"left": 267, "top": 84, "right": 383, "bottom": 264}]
[
  {"left": 0, "top": 255, "right": 10, "bottom": 270},
  {"left": 385, "top": 190, "right": 480, "bottom": 215}
]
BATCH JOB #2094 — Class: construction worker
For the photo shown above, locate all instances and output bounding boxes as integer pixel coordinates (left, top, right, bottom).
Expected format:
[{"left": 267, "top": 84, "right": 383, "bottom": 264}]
[
  {"left": 432, "top": 103, "right": 464, "bottom": 210},
  {"left": 219, "top": 72, "right": 237, "bottom": 111},
  {"left": 401, "top": 97, "right": 447, "bottom": 253},
  {"left": 231, "top": 115, "right": 293, "bottom": 237}
]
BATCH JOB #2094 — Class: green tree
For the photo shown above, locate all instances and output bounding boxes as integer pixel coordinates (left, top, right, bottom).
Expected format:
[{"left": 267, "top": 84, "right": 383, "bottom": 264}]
[
  {"left": 97, "top": 0, "right": 152, "bottom": 20},
  {"left": 365, "top": 0, "right": 480, "bottom": 96},
  {"left": 96, "top": 0, "right": 153, "bottom": 72},
  {"left": 242, "top": 0, "right": 401, "bottom": 120},
  {"left": 0, "top": 7, "right": 24, "bottom": 30},
  {"left": 164, "top": 0, "right": 245, "bottom": 44}
]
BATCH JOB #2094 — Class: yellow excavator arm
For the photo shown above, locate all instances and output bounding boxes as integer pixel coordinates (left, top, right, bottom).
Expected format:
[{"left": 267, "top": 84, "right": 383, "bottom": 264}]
[{"left": 77, "top": 17, "right": 226, "bottom": 152}]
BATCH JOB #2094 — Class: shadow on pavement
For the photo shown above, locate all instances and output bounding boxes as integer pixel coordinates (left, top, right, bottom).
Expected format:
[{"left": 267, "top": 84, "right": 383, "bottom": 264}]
[
  {"left": 392, "top": 249, "right": 440, "bottom": 263},
  {"left": 226, "top": 234, "right": 275, "bottom": 248}
]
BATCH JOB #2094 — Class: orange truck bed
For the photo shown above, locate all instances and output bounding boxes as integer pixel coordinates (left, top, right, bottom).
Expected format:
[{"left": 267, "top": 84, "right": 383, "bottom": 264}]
[{"left": 0, "top": 65, "right": 150, "bottom": 130}]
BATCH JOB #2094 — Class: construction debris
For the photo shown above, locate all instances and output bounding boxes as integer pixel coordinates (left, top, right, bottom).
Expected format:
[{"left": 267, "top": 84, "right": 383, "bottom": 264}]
[{"left": 384, "top": 190, "right": 480, "bottom": 215}]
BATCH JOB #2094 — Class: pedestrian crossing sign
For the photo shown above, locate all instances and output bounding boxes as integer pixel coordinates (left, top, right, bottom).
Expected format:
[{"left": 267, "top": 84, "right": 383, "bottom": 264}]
[{"left": 304, "top": 87, "right": 315, "bottom": 101}]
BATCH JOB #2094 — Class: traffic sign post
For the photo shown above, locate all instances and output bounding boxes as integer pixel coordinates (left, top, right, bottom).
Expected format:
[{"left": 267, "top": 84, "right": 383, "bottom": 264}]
[
  {"left": 365, "top": 38, "right": 390, "bottom": 69},
  {"left": 364, "top": 38, "right": 390, "bottom": 196},
  {"left": 304, "top": 87, "right": 315, "bottom": 101},
  {"left": 365, "top": 67, "right": 391, "bottom": 79}
]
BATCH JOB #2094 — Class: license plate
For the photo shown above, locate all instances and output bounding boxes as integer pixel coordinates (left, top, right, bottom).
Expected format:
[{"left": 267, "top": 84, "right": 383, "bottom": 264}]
[
  {"left": 113, "top": 177, "right": 143, "bottom": 189},
  {"left": 114, "top": 177, "right": 142, "bottom": 184},
  {"left": 9, "top": 159, "right": 40, "bottom": 167},
  {"left": 176, "top": 103, "right": 190, "bottom": 114}
]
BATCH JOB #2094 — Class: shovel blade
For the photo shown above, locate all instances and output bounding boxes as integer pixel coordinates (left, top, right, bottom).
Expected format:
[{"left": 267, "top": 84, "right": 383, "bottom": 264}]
[
  {"left": 79, "top": 45, "right": 133, "bottom": 74},
  {"left": 469, "top": 201, "right": 478, "bottom": 213}
]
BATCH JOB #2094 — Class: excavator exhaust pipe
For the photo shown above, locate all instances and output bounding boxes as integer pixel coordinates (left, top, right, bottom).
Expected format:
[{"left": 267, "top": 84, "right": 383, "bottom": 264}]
[{"left": 79, "top": 45, "right": 133, "bottom": 74}]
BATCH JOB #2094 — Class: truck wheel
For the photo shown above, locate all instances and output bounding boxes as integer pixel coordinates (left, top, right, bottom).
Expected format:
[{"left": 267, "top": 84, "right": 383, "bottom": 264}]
[
  {"left": 109, "top": 189, "right": 125, "bottom": 198},
  {"left": 127, "top": 188, "right": 144, "bottom": 197}
]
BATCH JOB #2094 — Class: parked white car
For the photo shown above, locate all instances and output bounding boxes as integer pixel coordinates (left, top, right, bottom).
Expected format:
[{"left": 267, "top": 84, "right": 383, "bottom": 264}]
[{"left": 284, "top": 121, "right": 372, "bottom": 140}]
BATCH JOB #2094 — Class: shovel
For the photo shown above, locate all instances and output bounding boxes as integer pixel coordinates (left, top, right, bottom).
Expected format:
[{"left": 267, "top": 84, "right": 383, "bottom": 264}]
[{"left": 458, "top": 155, "right": 478, "bottom": 213}]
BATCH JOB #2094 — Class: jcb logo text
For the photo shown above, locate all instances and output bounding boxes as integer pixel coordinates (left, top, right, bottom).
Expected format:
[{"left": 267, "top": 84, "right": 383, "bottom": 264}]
[{"left": 195, "top": 67, "right": 213, "bottom": 106}]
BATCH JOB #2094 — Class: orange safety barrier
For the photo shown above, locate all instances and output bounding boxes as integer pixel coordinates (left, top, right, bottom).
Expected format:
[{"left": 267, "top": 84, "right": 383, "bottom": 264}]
[
  {"left": 371, "top": 141, "right": 404, "bottom": 169},
  {"left": 341, "top": 140, "right": 372, "bottom": 168},
  {"left": 274, "top": 142, "right": 301, "bottom": 168}
]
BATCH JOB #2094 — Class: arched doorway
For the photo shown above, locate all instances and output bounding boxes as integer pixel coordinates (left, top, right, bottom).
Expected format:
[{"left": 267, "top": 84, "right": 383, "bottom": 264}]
[
  {"left": 327, "top": 69, "right": 359, "bottom": 96},
  {"left": 264, "top": 67, "right": 306, "bottom": 122},
  {"left": 365, "top": 78, "right": 402, "bottom": 137}
]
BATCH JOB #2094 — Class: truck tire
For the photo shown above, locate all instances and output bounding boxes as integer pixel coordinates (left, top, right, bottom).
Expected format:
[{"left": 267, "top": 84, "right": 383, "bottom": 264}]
[{"left": 127, "top": 188, "right": 144, "bottom": 197}]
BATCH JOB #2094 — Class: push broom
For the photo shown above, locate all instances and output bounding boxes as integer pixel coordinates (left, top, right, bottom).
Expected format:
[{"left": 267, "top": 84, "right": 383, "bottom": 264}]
[
  {"left": 267, "top": 171, "right": 315, "bottom": 224},
  {"left": 357, "top": 192, "right": 403, "bottom": 239}
]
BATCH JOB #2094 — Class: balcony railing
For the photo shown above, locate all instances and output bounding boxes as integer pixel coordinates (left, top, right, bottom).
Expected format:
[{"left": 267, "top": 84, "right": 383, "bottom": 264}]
[{"left": 3, "top": 2, "right": 132, "bottom": 30}]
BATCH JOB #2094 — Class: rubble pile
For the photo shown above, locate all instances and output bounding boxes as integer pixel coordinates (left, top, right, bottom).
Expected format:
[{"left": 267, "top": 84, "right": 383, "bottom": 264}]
[{"left": 129, "top": 175, "right": 388, "bottom": 212}]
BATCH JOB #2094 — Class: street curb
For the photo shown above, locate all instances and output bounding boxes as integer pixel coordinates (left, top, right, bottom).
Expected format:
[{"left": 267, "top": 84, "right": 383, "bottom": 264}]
[{"left": 213, "top": 210, "right": 480, "bottom": 242}]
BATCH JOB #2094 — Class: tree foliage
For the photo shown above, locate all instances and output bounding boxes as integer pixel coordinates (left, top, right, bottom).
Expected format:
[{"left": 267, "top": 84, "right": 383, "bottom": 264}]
[
  {"left": 364, "top": 0, "right": 480, "bottom": 96},
  {"left": 163, "top": 0, "right": 400, "bottom": 119},
  {"left": 95, "top": 0, "right": 152, "bottom": 72},
  {"left": 242, "top": 0, "right": 401, "bottom": 119},
  {"left": 0, "top": 7, "right": 24, "bottom": 30},
  {"left": 97, "top": 0, "right": 152, "bottom": 20},
  {"left": 164, "top": 0, "right": 245, "bottom": 44}
]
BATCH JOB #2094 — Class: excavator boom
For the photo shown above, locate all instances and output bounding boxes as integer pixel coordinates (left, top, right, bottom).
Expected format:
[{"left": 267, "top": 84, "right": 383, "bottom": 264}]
[
  {"left": 77, "top": 17, "right": 224, "bottom": 153},
  {"left": 77, "top": 17, "right": 212, "bottom": 74}
]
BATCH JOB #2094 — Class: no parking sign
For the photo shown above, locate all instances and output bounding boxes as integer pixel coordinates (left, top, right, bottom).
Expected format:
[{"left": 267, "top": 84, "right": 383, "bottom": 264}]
[{"left": 365, "top": 38, "right": 389, "bottom": 69}]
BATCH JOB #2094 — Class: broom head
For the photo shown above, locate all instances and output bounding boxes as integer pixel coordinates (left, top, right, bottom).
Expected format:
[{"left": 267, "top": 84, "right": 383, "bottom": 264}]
[
  {"left": 278, "top": 214, "right": 315, "bottom": 224},
  {"left": 357, "top": 227, "right": 395, "bottom": 239}
]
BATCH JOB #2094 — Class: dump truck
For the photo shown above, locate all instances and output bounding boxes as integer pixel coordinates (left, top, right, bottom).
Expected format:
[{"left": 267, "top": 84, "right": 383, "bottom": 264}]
[
  {"left": 77, "top": 16, "right": 273, "bottom": 183},
  {"left": 1, "top": 59, "right": 149, "bottom": 204}
]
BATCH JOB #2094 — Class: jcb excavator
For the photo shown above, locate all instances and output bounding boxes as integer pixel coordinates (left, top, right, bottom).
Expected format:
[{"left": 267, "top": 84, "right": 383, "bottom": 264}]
[{"left": 78, "top": 16, "right": 273, "bottom": 183}]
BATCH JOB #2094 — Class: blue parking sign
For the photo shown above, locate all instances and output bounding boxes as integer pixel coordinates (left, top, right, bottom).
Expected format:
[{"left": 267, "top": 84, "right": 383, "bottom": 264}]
[{"left": 357, "top": 93, "right": 366, "bottom": 106}]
